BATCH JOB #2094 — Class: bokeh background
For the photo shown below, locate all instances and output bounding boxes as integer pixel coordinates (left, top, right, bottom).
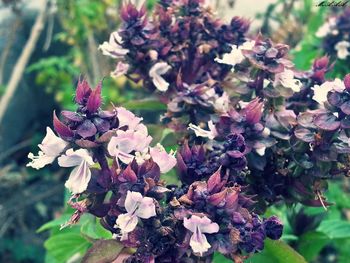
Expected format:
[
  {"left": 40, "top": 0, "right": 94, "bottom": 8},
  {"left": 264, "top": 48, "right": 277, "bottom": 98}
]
[{"left": 1, "top": 0, "right": 350, "bottom": 262}]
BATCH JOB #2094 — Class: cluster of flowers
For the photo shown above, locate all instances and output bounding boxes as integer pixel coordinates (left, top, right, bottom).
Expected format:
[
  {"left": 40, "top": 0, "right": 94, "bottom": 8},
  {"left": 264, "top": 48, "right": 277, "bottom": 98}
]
[
  {"left": 27, "top": 79, "right": 283, "bottom": 262},
  {"left": 100, "top": 0, "right": 347, "bottom": 209},
  {"left": 316, "top": 8, "right": 350, "bottom": 60},
  {"left": 28, "top": 0, "right": 350, "bottom": 261}
]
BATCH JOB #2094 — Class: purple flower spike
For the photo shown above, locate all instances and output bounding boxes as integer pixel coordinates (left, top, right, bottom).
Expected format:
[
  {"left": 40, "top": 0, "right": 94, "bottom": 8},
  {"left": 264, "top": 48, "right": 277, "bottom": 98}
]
[{"left": 87, "top": 82, "right": 102, "bottom": 113}]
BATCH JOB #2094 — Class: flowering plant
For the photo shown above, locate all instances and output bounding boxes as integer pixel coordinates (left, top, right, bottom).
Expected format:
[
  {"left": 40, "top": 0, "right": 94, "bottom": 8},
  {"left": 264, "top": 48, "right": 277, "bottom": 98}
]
[
  {"left": 28, "top": 0, "right": 350, "bottom": 262},
  {"left": 28, "top": 79, "right": 282, "bottom": 262}
]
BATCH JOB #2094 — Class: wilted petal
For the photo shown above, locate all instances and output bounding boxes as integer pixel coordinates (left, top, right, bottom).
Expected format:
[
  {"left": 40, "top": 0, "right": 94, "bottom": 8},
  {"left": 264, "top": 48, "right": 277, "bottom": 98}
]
[
  {"left": 149, "top": 62, "right": 171, "bottom": 91},
  {"left": 111, "top": 62, "right": 130, "bottom": 78},
  {"left": 149, "top": 144, "right": 176, "bottom": 173}
]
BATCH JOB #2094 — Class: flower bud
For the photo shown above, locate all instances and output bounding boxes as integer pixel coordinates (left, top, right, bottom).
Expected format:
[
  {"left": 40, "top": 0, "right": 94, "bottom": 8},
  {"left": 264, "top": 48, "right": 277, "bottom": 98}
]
[
  {"left": 344, "top": 73, "right": 350, "bottom": 91},
  {"left": 242, "top": 98, "right": 263, "bottom": 124},
  {"left": 53, "top": 111, "right": 74, "bottom": 138},
  {"left": 87, "top": 82, "right": 102, "bottom": 113},
  {"left": 264, "top": 216, "right": 283, "bottom": 240},
  {"left": 75, "top": 78, "right": 91, "bottom": 104}
]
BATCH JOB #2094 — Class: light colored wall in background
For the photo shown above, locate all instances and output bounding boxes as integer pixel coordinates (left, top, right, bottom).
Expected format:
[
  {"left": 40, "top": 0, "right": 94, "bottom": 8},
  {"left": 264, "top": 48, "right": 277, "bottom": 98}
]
[{"left": 217, "top": 0, "right": 276, "bottom": 29}]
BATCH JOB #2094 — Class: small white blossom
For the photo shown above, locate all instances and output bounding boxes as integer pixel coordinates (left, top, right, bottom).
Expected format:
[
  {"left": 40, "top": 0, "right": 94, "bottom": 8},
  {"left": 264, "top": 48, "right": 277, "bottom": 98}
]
[
  {"left": 312, "top": 78, "right": 345, "bottom": 105},
  {"left": 99, "top": 32, "right": 129, "bottom": 58},
  {"left": 58, "top": 149, "right": 95, "bottom": 194},
  {"left": 256, "top": 147, "right": 266, "bottom": 156},
  {"left": 274, "top": 69, "right": 302, "bottom": 92},
  {"left": 149, "top": 144, "right": 176, "bottom": 173},
  {"left": 188, "top": 121, "right": 218, "bottom": 140},
  {"left": 335, "top": 41, "right": 350, "bottom": 60},
  {"left": 108, "top": 129, "right": 152, "bottom": 164},
  {"left": 215, "top": 40, "right": 255, "bottom": 69},
  {"left": 149, "top": 62, "right": 171, "bottom": 91},
  {"left": 115, "top": 191, "right": 156, "bottom": 240},
  {"left": 213, "top": 91, "right": 230, "bottom": 113},
  {"left": 316, "top": 18, "right": 337, "bottom": 38},
  {"left": 184, "top": 215, "right": 219, "bottom": 256},
  {"left": 27, "top": 127, "right": 68, "bottom": 169}
]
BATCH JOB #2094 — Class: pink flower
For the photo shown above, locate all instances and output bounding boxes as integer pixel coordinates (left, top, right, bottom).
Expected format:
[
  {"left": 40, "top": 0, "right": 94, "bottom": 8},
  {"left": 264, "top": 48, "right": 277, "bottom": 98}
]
[
  {"left": 27, "top": 127, "right": 68, "bottom": 169},
  {"left": 108, "top": 128, "right": 152, "bottom": 164},
  {"left": 58, "top": 149, "right": 95, "bottom": 194},
  {"left": 115, "top": 191, "right": 156, "bottom": 240},
  {"left": 116, "top": 107, "right": 143, "bottom": 130},
  {"left": 149, "top": 144, "right": 176, "bottom": 173},
  {"left": 184, "top": 215, "right": 219, "bottom": 256}
]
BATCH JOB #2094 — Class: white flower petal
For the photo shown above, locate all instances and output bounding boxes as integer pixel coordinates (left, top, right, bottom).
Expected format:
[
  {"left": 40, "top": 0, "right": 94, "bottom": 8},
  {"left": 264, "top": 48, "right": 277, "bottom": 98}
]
[
  {"left": 335, "top": 41, "right": 350, "bottom": 60},
  {"left": 27, "top": 127, "right": 68, "bottom": 169},
  {"left": 189, "top": 229, "right": 211, "bottom": 256},
  {"left": 64, "top": 160, "right": 92, "bottom": 194},
  {"left": 116, "top": 213, "right": 139, "bottom": 234},
  {"left": 135, "top": 196, "right": 156, "bottom": 219},
  {"left": 149, "top": 144, "right": 176, "bottom": 173},
  {"left": 27, "top": 152, "right": 56, "bottom": 169},
  {"left": 99, "top": 32, "right": 129, "bottom": 58},
  {"left": 149, "top": 62, "right": 171, "bottom": 92},
  {"left": 58, "top": 149, "right": 94, "bottom": 167},
  {"left": 188, "top": 121, "right": 217, "bottom": 140},
  {"left": 124, "top": 191, "right": 143, "bottom": 213},
  {"left": 256, "top": 147, "right": 266, "bottom": 156}
]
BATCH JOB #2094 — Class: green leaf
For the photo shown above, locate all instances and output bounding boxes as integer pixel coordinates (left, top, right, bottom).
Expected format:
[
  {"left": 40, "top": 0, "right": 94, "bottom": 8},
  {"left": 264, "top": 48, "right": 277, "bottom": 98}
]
[
  {"left": 44, "top": 232, "right": 91, "bottom": 263},
  {"left": 81, "top": 216, "right": 112, "bottom": 240},
  {"left": 317, "top": 220, "right": 350, "bottom": 239},
  {"left": 297, "top": 231, "right": 329, "bottom": 261},
  {"left": 82, "top": 239, "right": 124, "bottom": 263},
  {"left": 37, "top": 214, "right": 72, "bottom": 233},
  {"left": 213, "top": 252, "right": 232, "bottom": 263},
  {"left": 264, "top": 239, "right": 307, "bottom": 263},
  {"left": 122, "top": 99, "right": 166, "bottom": 111}
]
